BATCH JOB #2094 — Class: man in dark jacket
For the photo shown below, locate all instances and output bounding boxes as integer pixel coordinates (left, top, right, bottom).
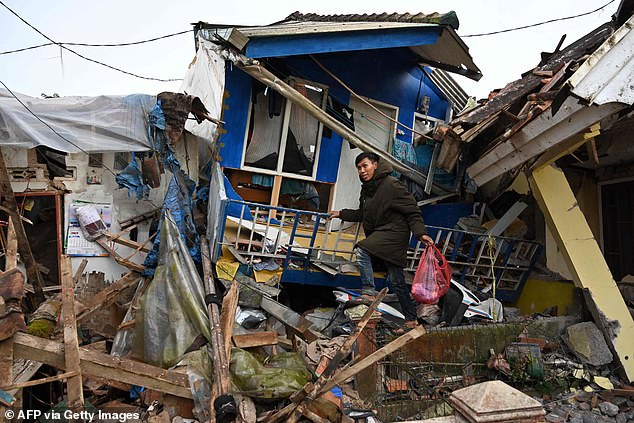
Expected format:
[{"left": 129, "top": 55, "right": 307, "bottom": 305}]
[{"left": 330, "top": 152, "right": 433, "bottom": 325}]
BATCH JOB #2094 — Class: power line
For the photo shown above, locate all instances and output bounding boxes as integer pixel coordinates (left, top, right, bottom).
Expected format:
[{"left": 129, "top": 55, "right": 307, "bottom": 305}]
[
  {"left": 0, "top": 78, "right": 116, "bottom": 178},
  {"left": 0, "top": 78, "right": 167, "bottom": 213},
  {"left": 462, "top": 0, "right": 617, "bottom": 37},
  {"left": 0, "top": 42, "right": 53, "bottom": 55},
  {"left": 0, "top": 29, "right": 193, "bottom": 56},
  {"left": 0, "top": 0, "right": 183, "bottom": 82}
]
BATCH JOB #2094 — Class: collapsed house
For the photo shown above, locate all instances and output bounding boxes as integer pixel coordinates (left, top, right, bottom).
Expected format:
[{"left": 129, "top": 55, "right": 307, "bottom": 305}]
[{"left": 0, "top": 5, "right": 633, "bottom": 423}]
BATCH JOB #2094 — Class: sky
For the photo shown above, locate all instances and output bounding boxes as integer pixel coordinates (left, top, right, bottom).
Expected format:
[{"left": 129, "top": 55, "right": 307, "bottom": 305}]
[{"left": 0, "top": 0, "right": 620, "bottom": 101}]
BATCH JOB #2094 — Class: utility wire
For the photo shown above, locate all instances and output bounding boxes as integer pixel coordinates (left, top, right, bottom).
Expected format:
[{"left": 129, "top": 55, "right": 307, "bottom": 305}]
[
  {"left": 0, "top": 78, "right": 167, "bottom": 214},
  {"left": 0, "top": 0, "right": 183, "bottom": 82},
  {"left": 0, "top": 29, "right": 193, "bottom": 56},
  {"left": 0, "top": 79, "right": 118, "bottom": 178},
  {"left": 462, "top": 0, "right": 616, "bottom": 37}
]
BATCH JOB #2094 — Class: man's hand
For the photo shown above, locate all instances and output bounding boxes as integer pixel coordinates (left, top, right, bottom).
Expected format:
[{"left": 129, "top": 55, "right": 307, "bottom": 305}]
[
  {"left": 420, "top": 234, "right": 434, "bottom": 246},
  {"left": 328, "top": 210, "right": 340, "bottom": 219}
]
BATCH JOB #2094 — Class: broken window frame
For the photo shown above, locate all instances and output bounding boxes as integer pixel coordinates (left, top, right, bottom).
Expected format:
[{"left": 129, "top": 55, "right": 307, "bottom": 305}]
[{"left": 240, "top": 77, "right": 328, "bottom": 182}]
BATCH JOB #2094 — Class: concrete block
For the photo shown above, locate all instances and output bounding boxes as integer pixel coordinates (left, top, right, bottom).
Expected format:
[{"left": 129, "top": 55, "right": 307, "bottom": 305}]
[
  {"left": 449, "top": 380, "right": 545, "bottom": 423},
  {"left": 565, "top": 322, "right": 613, "bottom": 366}
]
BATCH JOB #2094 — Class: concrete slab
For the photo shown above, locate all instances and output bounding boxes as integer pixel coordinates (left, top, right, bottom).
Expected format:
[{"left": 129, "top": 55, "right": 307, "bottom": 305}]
[{"left": 449, "top": 380, "right": 545, "bottom": 423}]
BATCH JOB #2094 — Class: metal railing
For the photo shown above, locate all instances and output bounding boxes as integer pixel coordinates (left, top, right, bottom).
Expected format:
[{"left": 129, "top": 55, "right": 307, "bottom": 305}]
[
  {"left": 215, "top": 199, "right": 362, "bottom": 270},
  {"left": 406, "top": 225, "right": 542, "bottom": 302}
]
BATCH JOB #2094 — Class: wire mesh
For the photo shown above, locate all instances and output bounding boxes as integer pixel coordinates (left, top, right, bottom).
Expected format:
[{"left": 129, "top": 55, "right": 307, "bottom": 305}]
[{"left": 355, "top": 317, "right": 577, "bottom": 422}]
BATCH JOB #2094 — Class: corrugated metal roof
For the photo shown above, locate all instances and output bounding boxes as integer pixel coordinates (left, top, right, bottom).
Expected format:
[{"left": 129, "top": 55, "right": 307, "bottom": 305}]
[
  {"left": 284, "top": 11, "right": 459, "bottom": 30},
  {"left": 427, "top": 68, "right": 470, "bottom": 113},
  {"left": 568, "top": 13, "right": 634, "bottom": 106},
  {"left": 196, "top": 15, "right": 482, "bottom": 80}
]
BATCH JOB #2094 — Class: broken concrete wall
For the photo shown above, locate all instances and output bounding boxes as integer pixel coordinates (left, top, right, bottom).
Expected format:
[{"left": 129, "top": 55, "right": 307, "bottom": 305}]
[{"left": 3, "top": 136, "right": 200, "bottom": 282}]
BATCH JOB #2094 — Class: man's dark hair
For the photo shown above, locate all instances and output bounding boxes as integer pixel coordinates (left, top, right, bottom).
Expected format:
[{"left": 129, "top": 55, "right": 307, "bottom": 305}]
[{"left": 355, "top": 152, "right": 379, "bottom": 166}]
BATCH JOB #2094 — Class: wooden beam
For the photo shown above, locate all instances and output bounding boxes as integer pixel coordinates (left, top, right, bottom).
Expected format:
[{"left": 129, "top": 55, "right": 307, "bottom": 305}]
[
  {"left": 531, "top": 123, "right": 601, "bottom": 171},
  {"left": 201, "top": 237, "right": 234, "bottom": 423},
  {"left": 229, "top": 56, "right": 444, "bottom": 194},
  {"left": 104, "top": 232, "right": 151, "bottom": 253},
  {"left": 529, "top": 164, "right": 634, "bottom": 382},
  {"left": 12, "top": 332, "right": 192, "bottom": 399},
  {"left": 264, "top": 290, "right": 387, "bottom": 423},
  {"left": 5, "top": 217, "right": 17, "bottom": 270},
  {"left": 220, "top": 279, "right": 240, "bottom": 361},
  {"left": 72, "top": 258, "right": 88, "bottom": 285},
  {"left": 269, "top": 175, "right": 283, "bottom": 220},
  {"left": 232, "top": 332, "right": 278, "bottom": 349},
  {"left": 95, "top": 238, "right": 145, "bottom": 273},
  {"left": 2, "top": 370, "right": 80, "bottom": 390},
  {"left": 318, "top": 325, "right": 427, "bottom": 395},
  {"left": 76, "top": 271, "right": 141, "bottom": 322},
  {"left": 467, "top": 98, "right": 623, "bottom": 187},
  {"left": 0, "top": 148, "right": 45, "bottom": 304},
  {"left": 60, "top": 256, "right": 84, "bottom": 411}
]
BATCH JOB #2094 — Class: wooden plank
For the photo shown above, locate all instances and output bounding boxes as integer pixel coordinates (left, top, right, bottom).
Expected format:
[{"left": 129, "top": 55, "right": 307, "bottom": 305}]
[
  {"left": 467, "top": 98, "right": 623, "bottom": 187},
  {"left": 586, "top": 138, "right": 600, "bottom": 168},
  {"left": 0, "top": 148, "right": 45, "bottom": 304},
  {"left": 260, "top": 296, "right": 320, "bottom": 343},
  {"left": 60, "top": 256, "right": 84, "bottom": 411},
  {"left": 104, "top": 232, "right": 151, "bottom": 253},
  {"left": 3, "top": 370, "right": 79, "bottom": 390},
  {"left": 220, "top": 279, "right": 240, "bottom": 361},
  {"left": 201, "top": 237, "right": 234, "bottom": 423},
  {"left": 265, "top": 289, "right": 387, "bottom": 423},
  {"left": 76, "top": 271, "right": 141, "bottom": 322},
  {"left": 232, "top": 332, "right": 278, "bottom": 349},
  {"left": 485, "top": 201, "right": 528, "bottom": 237},
  {"left": 318, "top": 325, "right": 427, "bottom": 395},
  {"left": 269, "top": 175, "right": 283, "bottom": 220},
  {"left": 72, "top": 258, "right": 88, "bottom": 285},
  {"left": 12, "top": 332, "right": 192, "bottom": 399},
  {"left": 95, "top": 238, "right": 145, "bottom": 273},
  {"left": 5, "top": 217, "right": 17, "bottom": 270}
]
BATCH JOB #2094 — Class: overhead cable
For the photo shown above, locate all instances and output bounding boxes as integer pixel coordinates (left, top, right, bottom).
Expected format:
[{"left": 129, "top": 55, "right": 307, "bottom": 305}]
[
  {"left": 0, "top": 0, "right": 183, "bottom": 82},
  {"left": 462, "top": 0, "right": 616, "bottom": 37},
  {"left": 0, "top": 29, "right": 193, "bottom": 56}
]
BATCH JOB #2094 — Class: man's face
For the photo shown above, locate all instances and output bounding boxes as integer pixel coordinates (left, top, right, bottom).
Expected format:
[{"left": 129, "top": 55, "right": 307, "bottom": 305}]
[{"left": 357, "top": 158, "right": 378, "bottom": 182}]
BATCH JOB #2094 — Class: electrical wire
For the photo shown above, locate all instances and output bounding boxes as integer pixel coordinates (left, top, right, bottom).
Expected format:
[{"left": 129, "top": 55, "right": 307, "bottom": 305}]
[
  {"left": 0, "top": 29, "right": 193, "bottom": 56},
  {"left": 462, "top": 0, "right": 616, "bottom": 37},
  {"left": 0, "top": 0, "right": 183, "bottom": 82}
]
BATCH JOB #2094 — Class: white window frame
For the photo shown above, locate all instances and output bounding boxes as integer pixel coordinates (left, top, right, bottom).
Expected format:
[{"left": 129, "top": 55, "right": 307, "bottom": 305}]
[{"left": 240, "top": 77, "right": 328, "bottom": 182}]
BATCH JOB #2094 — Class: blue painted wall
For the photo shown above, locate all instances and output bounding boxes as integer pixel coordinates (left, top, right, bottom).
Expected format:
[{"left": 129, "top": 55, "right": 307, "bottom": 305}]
[
  {"left": 217, "top": 47, "right": 451, "bottom": 181},
  {"left": 218, "top": 65, "right": 251, "bottom": 169}
]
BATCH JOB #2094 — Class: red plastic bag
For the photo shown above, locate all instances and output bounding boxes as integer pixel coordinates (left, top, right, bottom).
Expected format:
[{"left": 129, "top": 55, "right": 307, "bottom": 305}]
[{"left": 411, "top": 244, "right": 452, "bottom": 304}]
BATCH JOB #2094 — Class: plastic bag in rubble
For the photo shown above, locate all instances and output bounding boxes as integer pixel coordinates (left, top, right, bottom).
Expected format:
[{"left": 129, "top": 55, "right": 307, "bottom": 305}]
[
  {"left": 132, "top": 210, "right": 210, "bottom": 368},
  {"left": 75, "top": 205, "right": 107, "bottom": 241},
  {"left": 173, "top": 346, "right": 213, "bottom": 423},
  {"left": 411, "top": 244, "right": 451, "bottom": 304},
  {"left": 230, "top": 348, "right": 311, "bottom": 399}
]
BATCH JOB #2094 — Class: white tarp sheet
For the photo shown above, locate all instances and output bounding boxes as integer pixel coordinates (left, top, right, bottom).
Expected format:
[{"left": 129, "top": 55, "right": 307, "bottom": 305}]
[
  {"left": 0, "top": 89, "right": 156, "bottom": 152},
  {"left": 179, "top": 37, "right": 226, "bottom": 142}
]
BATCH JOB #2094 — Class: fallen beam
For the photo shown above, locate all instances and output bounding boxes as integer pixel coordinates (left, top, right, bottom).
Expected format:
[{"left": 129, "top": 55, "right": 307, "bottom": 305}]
[
  {"left": 529, "top": 164, "right": 634, "bottom": 382},
  {"left": 232, "top": 331, "right": 278, "bottom": 349},
  {"left": 60, "top": 256, "right": 84, "bottom": 411},
  {"left": 12, "top": 332, "right": 192, "bottom": 399},
  {"left": 225, "top": 52, "right": 445, "bottom": 194},
  {"left": 318, "top": 325, "right": 427, "bottom": 395},
  {"left": 201, "top": 237, "right": 235, "bottom": 423},
  {"left": 76, "top": 271, "right": 141, "bottom": 322}
]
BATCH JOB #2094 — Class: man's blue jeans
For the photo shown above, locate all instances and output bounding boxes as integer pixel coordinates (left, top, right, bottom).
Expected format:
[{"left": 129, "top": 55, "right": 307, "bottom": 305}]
[{"left": 356, "top": 247, "right": 417, "bottom": 321}]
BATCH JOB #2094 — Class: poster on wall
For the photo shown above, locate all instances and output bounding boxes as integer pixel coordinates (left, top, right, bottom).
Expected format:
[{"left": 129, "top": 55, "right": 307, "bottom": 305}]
[{"left": 65, "top": 201, "right": 112, "bottom": 257}]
